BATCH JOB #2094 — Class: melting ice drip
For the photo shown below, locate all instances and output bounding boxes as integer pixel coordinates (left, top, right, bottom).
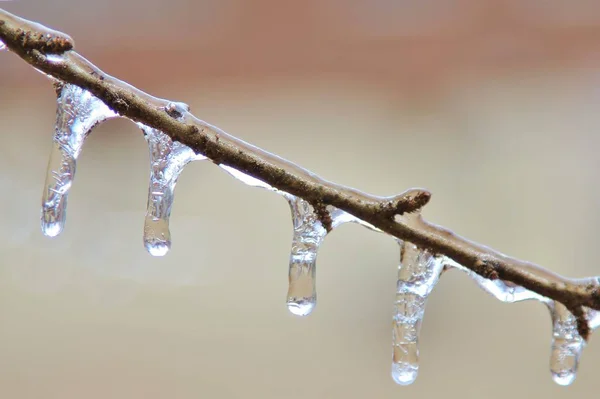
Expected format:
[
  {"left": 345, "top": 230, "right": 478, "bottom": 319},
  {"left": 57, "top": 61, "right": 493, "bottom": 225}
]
[
  {"left": 284, "top": 196, "right": 327, "bottom": 316},
  {"left": 214, "top": 166, "right": 360, "bottom": 317},
  {"left": 547, "top": 301, "right": 584, "bottom": 386},
  {"left": 545, "top": 281, "right": 600, "bottom": 385},
  {"left": 283, "top": 196, "right": 358, "bottom": 316},
  {"left": 41, "top": 84, "right": 117, "bottom": 237},
  {"left": 392, "top": 241, "right": 444, "bottom": 385},
  {"left": 139, "top": 103, "right": 206, "bottom": 256},
  {"left": 448, "top": 259, "right": 600, "bottom": 386}
]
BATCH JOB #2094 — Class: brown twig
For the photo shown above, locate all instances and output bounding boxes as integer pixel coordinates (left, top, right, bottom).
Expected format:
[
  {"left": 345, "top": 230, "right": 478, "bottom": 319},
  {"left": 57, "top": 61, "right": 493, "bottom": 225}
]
[{"left": 1, "top": 8, "right": 598, "bottom": 339}]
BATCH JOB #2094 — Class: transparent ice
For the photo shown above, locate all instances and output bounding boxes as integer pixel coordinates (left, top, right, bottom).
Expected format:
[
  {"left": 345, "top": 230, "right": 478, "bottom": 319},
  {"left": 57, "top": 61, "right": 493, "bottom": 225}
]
[
  {"left": 139, "top": 102, "right": 206, "bottom": 256},
  {"left": 546, "top": 301, "right": 583, "bottom": 386},
  {"left": 219, "top": 165, "right": 274, "bottom": 190},
  {"left": 41, "top": 83, "right": 117, "bottom": 237},
  {"left": 282, "top": 195, "right": 358, "bottom": 316},
  {"left": 284, "top": 196, "right": 326, "bottom": 316},
  {"left": 217, "top": 162, "right": 362, "bottom": 317},
  {"left": 545, "top": 277, "right": 600, "bottom": 386},
  {"left": 391, "top": 240, "right": 444, "bottom": 385}
]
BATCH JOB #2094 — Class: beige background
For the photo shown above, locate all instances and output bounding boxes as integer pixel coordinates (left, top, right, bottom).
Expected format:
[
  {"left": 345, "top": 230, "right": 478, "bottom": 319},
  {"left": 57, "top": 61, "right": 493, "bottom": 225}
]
[{"left": 1, "top": 1, "right": 600, "bottom": 398}]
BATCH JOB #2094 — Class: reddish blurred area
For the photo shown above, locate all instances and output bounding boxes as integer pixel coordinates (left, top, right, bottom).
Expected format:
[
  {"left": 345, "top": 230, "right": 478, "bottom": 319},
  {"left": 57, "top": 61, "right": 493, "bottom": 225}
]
[{"left": 3, "top": 0, "right": 600, "bottom": 93}]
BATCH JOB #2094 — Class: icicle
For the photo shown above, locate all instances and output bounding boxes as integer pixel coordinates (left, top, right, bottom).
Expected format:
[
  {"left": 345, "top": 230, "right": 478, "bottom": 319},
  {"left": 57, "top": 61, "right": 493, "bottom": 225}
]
[
  {"left": 140, "top": 102, "right": 206, "bottom": 256},
  {"left": 282, "top": 195, "right": 352, "bottom": 316},
  {"left": 447, "top": 256, "right": 599, "bottom": 386},
  {"left": 392, "top": 241, "right": 444, "bottom": 385},
  {"left": 218, "top": 167, "right": 366, "bottom": 317},
  {"left": 285, "top": 196, "right": 326, "bottom": 316},
  {"left": 545, "top": 277, "right": 600, "bottom": 386},
  {"left": 0, "top": 40, "right": 6, "bottom": 52},
  {"left": 546, "top": 301, "right": 583, "bottom": 386},
  {"left": 41, "top": 83, "right": 117, "bottom": 237}
]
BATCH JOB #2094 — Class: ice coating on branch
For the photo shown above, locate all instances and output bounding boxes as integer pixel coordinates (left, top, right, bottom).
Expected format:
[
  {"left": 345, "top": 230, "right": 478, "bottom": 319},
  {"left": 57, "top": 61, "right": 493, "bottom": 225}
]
[
  {"left": 140, "top": 102, "right": 206, "bottom": 256},
  {"left": 445, "top": 259, "right": 543, "bottom": 303},
  {"left": 219, "top": 165, "right": 274, "bottom": 190},
  {"left": 41, "top": 84, "right": 117, "bottom": 237},
  {"left": 392, "top": 241, "right": 444, "bottom": 385}
]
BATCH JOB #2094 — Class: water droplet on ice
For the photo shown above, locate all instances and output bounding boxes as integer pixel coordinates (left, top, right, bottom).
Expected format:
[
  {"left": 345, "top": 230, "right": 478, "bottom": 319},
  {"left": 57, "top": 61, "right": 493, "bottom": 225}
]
[
  {"left": 391, "top": 240, "right": 443, "bottom": 385},
  {"left": 391, "top": 362, "right": 418, "bottom": 386},
  {"left": 140, "top": 124, "right": 205, "bottom": 256},
  {"left": 41, "top": 84, "right": 116, "bottom": 237},
  {"left": 143, "top": 215, "right": 171, "bottom": 256},
  {"left": 287, "top": 297, "right": 316, "bottom": 316}
]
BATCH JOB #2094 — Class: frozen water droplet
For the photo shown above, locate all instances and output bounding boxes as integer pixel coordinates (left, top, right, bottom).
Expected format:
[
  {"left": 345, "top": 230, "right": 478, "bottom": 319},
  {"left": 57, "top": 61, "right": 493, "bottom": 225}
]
[
  {"left": 164, "top": 101, "right": 190, "bottom": 118},
  {"left": 391, "top": 363, "right": 418, "bottom": 386},
  {"left": 140, "top": 124, "right": 206, "bottom": 256},
  {"left": 547, "top": 301, "right": 583, "bottom": 386},
  {"left": 41, "top": 84, "right": 117, "bottom": 237},
  {"left": 287, "top": 298, "right": 316, "bottom": 316},
  {"left": 285, "top": 195, "right": 329, "bottom": 316},
  {"left": 392, "top": 241, "right": 444, "bottom": 385},
  {"left": 143, "top": 215, "right": 171, "bottom": 256},
  {"left": 0, "top": 40, "right": 6, "bottom": 52}
]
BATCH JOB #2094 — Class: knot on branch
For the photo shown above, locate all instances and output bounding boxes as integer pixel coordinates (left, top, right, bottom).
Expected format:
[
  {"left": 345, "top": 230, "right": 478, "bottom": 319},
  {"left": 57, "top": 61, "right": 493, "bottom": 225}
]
[
  {"left": 0, "top": 13, "right": 74, "bottom": 54},
  {"left": 311, "top": 201, "right": 332, "bottom": 232},
  {"left": 164, "top": 102, "right": 190, "bottom": 120},
  {"left": 14, "top": 28, "right": 73, "bottom": 54},
  {"left": 474, "top": 258, "right": 500, "bottom": 280}
]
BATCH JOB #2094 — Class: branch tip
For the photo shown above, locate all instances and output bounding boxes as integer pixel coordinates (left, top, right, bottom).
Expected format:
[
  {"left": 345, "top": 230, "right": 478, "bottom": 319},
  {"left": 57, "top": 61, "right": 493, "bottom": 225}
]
[
  {"left": 392, "top": 188, "right": 431, "bottom": 215},
  {"left": 0, "top": 9, "right": 73, "bottom": 54}
]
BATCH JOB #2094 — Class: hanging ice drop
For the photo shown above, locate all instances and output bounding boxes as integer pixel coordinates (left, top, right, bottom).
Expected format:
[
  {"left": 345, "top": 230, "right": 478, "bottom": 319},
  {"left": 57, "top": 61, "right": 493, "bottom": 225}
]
[
  {"left": 392, "top": 240, "right": 444, "bottom": 385},
  {"left": 546, "top": 301, "right": 583, "bottom": 386},
  {"left": 140, "top": 106, "right": 206, "bottom": 256},
  {"left": 448, "top": 256, "right": 599, "bottom": 386},
  {"left": 545, "top": 276, "right": 599, "bottom": 386},
  {"left": 0, "top": 40, "right": 6, "bottom": 52},
  {"left": 285, "top": 196, "right": 330, "bottom": 316},
  {"left": 41, "top": 83, "right": 117, "bottom": 237}
]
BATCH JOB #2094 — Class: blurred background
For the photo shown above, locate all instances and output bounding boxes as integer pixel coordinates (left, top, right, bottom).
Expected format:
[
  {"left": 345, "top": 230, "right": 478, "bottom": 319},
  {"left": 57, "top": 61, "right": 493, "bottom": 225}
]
[{"left": 1, "top": 1, "right": 600, "bottom": 398}]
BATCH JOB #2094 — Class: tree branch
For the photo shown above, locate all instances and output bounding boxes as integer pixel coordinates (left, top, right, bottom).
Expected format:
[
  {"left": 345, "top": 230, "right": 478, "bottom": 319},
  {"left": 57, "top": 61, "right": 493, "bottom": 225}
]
[{"left": 1, "top": 8, "right": 599, "bottom": 339}]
